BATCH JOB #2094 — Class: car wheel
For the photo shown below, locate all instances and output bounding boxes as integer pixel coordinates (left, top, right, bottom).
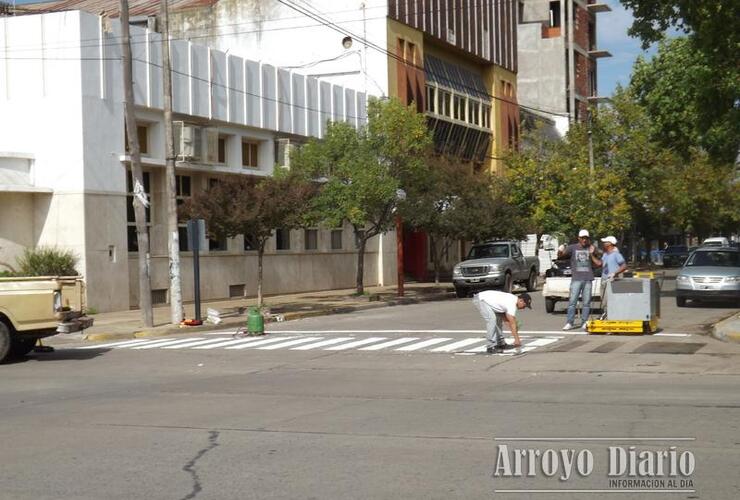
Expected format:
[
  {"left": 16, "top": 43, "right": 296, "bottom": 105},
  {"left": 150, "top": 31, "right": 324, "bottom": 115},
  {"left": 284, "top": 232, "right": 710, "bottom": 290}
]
[
  {"left": 545, "top": 298, "right": 556, "bottom": 313},
  {"left": 455, "top": 287, "right": 467, "bottom": 298},
  {"left": 526, "top": 270, "right": 537, "bottom": 292},
  {"left": 0, "top": 321, "right": 12, "bottom": 364},
  {"left": 676, "top": 296, "right": 686, "bottom": 307},
  {"left": 502, "top": 273, "right": 513, "bottom": 293}
]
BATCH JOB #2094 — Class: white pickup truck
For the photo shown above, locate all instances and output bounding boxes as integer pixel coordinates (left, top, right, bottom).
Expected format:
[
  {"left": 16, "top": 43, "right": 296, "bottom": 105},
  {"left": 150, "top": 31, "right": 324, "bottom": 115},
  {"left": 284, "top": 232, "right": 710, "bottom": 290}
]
[{"left": 542, "top": 277, "right": 603, "bottom": 313}]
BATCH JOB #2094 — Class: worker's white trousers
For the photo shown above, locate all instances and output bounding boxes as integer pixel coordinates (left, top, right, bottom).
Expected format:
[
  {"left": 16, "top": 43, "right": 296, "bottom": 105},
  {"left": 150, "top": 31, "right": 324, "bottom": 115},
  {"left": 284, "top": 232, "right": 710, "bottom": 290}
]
[{"left": 473, "top": 294, "right": 505, "bottom": 347}]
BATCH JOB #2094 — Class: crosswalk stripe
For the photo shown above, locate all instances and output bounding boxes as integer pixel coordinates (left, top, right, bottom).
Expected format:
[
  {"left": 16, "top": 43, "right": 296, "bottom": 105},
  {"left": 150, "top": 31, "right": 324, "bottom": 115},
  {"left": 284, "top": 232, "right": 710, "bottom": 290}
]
[
  {"left": 162, "top": 338, "right": 232, "bottom": 349},
  {"left": 77, "top": 339, "right": 152, "bottom": 349},
  {"left": 224, "top": 336, "right": 298, "bottom": 349},
  {"left": 131, "top": 338, "right": 205, "bottom": 349},
  {"left": 291, "top": 337, "right": 355, "bottom": 350},
  {"left": 430, "top": 338, "right": 486, "bottom": 352},
  {"left": 257, "top": 337, "right": 324, "bottom": 350},
  {"left": 395, "top": 338, "right": 454, "bottom": 351},
  {"left": 358, "top": 337, "right": 419, "bottom": 351},
  {"left": 325, "top": 337, "right": 388, "bottom": 351},
  {"left": 192, "top": 337, "right": 267, "bottom": 350}
]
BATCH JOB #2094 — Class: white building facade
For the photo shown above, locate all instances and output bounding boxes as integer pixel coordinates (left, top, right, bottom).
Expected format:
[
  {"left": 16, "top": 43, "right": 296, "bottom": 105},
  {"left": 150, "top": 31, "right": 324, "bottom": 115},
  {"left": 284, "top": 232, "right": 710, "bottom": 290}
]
[{"left": 0, "top": 10, "right": 396, "bottom": 312}]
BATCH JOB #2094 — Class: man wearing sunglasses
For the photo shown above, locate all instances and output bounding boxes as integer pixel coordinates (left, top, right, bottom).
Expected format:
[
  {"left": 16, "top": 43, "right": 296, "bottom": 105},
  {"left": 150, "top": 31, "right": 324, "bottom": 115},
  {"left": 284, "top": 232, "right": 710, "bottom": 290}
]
[{"left": 558, "top": 229, "right": 600, "bottom": 330}]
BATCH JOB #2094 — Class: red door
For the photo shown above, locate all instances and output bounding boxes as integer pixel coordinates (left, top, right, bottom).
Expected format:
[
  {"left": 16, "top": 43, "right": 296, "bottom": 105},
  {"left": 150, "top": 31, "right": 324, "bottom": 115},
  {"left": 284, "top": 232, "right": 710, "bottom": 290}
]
[{"left": 403, "top": 227, "right": 428, "bottom": 282}]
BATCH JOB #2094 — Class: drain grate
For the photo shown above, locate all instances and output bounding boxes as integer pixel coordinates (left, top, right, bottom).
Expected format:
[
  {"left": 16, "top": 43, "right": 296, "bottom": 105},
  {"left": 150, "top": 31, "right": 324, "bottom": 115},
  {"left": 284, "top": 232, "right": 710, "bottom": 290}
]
[{"left": 631, "top": 342, "right": 706, "bottom": 355}]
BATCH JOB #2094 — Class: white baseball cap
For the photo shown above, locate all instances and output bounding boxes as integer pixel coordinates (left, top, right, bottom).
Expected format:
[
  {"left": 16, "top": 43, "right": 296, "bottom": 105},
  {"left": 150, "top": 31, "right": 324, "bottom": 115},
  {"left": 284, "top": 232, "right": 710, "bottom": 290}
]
[
  {"left": 601, "top": 236, "right": 617, "bottom": 245},
  {"left": 578, "top": 229, "right": 590, "bottom": 238}
]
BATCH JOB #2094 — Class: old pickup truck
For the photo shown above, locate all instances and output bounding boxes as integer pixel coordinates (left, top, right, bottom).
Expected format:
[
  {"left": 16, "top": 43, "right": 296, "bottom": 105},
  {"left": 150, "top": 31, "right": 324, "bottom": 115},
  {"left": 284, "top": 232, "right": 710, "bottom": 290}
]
[
  {"left": 0, "top": 276, "right": 93, "bottom": 363},
  {"left": 452, "top": 241, "right": 539, "bottom": 298}
]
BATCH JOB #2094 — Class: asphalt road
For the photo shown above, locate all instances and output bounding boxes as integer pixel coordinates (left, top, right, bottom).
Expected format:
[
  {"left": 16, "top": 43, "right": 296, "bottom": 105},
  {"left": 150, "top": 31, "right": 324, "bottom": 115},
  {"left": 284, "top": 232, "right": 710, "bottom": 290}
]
[{"left": 1, "top": 278, "right": 738, "bottom": 500}]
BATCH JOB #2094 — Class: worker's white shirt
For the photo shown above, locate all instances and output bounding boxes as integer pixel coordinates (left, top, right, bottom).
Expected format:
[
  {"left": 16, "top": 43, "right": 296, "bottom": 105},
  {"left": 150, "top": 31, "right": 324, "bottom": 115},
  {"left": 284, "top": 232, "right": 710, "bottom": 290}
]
[{"left": 476, "top": 290, "right": 518, "bottom": 317}]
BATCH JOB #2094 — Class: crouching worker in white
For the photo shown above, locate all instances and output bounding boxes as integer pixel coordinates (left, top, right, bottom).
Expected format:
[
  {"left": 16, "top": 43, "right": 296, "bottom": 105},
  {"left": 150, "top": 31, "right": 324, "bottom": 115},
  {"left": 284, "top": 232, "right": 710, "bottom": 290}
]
[{"left": 473, "top": 290, "right": 532, "bottom": 354}]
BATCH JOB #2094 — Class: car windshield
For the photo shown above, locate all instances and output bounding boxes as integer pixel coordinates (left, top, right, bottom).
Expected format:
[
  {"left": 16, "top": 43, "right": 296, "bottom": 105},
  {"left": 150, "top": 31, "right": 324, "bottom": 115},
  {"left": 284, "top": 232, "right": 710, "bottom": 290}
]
[
  {"left": 665, "top": 246, "right": 687, "bottom": 253},
  {"left": 685, "top": 251, "right": 739, "bottom": 267},
  {"left": 467, "top": 244, "right": 509, "bottom": 259}
]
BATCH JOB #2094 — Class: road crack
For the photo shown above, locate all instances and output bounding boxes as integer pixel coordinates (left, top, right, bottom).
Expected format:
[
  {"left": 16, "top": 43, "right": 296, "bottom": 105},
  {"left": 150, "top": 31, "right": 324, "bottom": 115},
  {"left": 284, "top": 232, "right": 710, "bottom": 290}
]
[{"left": 180, "top": 430, "right": 220, "bottom": 500}]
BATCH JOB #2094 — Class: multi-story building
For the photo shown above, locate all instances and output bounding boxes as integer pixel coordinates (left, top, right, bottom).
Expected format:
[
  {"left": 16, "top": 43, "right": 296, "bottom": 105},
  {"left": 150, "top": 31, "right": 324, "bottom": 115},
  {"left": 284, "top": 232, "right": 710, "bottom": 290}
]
[
  {"left": 0, "top": 9, "right": 384, "bottom": 312},
  {"left": 517, "top": 0, "right": 611, "bottom": 134}
]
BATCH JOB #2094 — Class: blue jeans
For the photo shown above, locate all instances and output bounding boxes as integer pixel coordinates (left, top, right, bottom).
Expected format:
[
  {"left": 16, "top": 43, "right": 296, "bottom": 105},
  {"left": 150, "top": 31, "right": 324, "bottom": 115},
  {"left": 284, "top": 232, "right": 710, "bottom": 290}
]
[
  {"left": 473, "top": 294, "right": 505, "bottom": 347},
  {"left": 567, "top": 280, "right": 593, "bottom": 325}
]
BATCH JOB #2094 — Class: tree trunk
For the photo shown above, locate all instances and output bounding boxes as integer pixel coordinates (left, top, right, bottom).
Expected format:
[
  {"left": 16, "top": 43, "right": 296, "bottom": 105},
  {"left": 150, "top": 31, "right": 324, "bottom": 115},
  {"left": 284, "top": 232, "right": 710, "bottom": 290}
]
[
  {"left": 160, "top": 0, "right": 183, "bottom": 325},
  {"left": 120, "top": 0, "right": 153, "bottom": 327},
  {"left": 356, "top": 232, "right": 367, "bottom": 295},
  {"left": 429, "top": 234, "right": 440, "bottom": 285},
  {"left": 257, "top": 241, "right": 265, "bottom": 308}
]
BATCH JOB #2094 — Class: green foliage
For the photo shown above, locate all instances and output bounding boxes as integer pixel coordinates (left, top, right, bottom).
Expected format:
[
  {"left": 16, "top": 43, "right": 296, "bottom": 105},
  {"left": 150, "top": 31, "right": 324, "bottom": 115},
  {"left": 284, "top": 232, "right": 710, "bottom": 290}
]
[
  {"left": 629, "top": 37, "right": 739, "bottom": 163},
  {"left": 16, "top": 247, "right": 78, "bottom": 276}
]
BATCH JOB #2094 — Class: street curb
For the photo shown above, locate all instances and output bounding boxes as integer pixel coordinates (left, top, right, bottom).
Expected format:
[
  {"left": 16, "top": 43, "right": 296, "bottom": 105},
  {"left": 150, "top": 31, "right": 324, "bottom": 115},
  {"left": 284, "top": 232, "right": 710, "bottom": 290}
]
[
  {"left": 82, "top": 291, "right": 456, "bottom": 342},
  {"left": 711, "top": 312, "right": 740, "bottom": 344}
]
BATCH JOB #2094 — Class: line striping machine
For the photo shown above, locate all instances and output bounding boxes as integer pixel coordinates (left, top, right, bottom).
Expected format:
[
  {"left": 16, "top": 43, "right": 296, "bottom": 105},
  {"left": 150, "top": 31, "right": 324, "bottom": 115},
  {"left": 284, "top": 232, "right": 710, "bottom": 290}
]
[{"left": 587, "top": 272, "right": 661, "bottom": 335}]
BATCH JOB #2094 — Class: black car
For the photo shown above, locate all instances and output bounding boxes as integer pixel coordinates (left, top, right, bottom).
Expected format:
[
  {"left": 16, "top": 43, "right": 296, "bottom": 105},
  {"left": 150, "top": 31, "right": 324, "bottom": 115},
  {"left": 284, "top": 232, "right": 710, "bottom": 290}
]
[
  {"left": 545, "top": 258, "right": 602, "bottom": 278},
  {"left": 663, "top": 245, "right": 690, "bottom": 267}
]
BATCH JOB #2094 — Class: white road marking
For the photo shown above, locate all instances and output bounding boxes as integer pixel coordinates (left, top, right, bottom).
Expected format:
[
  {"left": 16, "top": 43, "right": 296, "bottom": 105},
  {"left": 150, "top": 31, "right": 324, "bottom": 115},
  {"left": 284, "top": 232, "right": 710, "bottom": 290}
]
[
  {"left": 131, "top": 338, "right": 206, "bottom": 349},
  {"left": 192, "top": 337, "right": 267, "bottom": 349},
  {"left": 358, "top": 337, "right": 420, "bottom": 351},
  {"left": 325, "top": 337, "right": 388, "bottom": 351},
  {"left": 204, "top": 328, "right": 691, "bottom": 337},
  {"left": 77, "top": 339, "right": 152, "bottom": 349},
  {"left": 225, "top": 336, "right": 298, "bottom": 349},
  {"left": 291, "top": 337, "right": 355, "bottom": 350},
  {"left": 162, "top": 338, "right": 233, "bottom": 349},
  {"left": 395, "top": 338, "right": 454, "bottom": 351},
  {"left": 430, "top": 338, "right": 487, "bottom": 352},
  {"left": 256, "top": 337, "right": 324, "bottom": 350}
]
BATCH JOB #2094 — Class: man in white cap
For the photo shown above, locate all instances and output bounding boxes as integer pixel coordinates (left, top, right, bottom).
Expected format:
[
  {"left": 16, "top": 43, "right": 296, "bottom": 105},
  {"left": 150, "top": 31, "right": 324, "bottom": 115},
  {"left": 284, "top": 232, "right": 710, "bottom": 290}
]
[
  {"left": 558, "top": 229, "right": 600, "bottom": 330},
  {"left": 594, "top": 236, "right": 628, "bottom": 314}
]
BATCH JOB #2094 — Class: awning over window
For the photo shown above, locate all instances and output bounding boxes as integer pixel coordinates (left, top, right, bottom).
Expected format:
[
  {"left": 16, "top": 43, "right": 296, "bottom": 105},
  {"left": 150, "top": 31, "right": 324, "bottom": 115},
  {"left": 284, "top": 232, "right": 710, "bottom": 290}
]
[{"left": 424, "top": 55, "right": 490, "bottom": 102}]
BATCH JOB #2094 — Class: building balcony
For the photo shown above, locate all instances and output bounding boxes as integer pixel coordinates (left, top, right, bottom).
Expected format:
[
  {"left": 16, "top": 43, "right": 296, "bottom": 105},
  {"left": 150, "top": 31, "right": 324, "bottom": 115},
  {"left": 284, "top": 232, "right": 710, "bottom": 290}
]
[
  {"left": 589, "top": 49, "right": 613, "bottom": 58},
  {"left": 587, "top": 3, "right": 612, "bottom": 13}
]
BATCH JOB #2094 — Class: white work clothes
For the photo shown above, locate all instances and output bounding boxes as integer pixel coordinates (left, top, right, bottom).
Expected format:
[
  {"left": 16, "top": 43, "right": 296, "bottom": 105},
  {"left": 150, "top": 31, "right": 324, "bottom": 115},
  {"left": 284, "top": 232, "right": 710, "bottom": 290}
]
[{"left": 473, "top": 291, "right": 518, "bottom": 347}]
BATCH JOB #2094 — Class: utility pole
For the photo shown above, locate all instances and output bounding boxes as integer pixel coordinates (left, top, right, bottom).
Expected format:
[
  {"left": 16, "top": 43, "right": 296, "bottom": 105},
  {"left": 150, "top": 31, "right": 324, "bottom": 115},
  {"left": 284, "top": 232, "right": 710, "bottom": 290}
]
[
  {"left": 160, "top": 0, "right": 183, "bottom": 324},
  {"left": 120, "top": 0, "right": 153, "bottom": 327},
  {"left": 588, "top": 109, "right": 594, "bottom": 179}
]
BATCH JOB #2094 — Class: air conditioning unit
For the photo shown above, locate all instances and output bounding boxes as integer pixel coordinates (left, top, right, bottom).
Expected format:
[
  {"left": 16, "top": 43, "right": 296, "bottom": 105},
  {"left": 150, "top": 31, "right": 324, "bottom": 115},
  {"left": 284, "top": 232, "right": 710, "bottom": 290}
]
[
  {"left": 276, "top": 138, "right": 295, "bottom": 169},
  {"left": 174, "top": 121, "right": 202, "bottom": 161},
  {"left": 204, "top": 127, "right": 219, "bottom": 164}
]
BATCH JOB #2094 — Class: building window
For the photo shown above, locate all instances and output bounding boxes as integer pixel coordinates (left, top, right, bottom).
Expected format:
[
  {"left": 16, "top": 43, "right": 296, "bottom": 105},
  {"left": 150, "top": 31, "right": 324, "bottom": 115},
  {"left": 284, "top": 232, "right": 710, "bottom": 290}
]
[
  {"left": 482, "top": 105, "right": 491, "bottom": 129},
  {"left": 243, "top": 233, "right": 257, "bottom": 251},
  {"left": 209, "top": 234, "right": 228, "bottom": 251},
  {"left": 549, "top": 1, "right": 561, "bottom": 28},
  {"left": 469, "top": 101, "right": 480, "bottom": 126},
  {"left": 304, "top": 229, "right": 318, "bottom": 251},
  {"left": 441, "top": 91, "right": 452, "bottom": 117},
  {"left": 425, "top": 86, "right": 436, "bottom": 113},
  {"left": 174, "top": 175, "right": 191, "bottom": 251},
  {"left": 407, "top": 42, "right": 416, "bottom": 64},
  {"left": 241, "top": 140, "right": 259, "bottom": 168},
  {"left": 217, "top": 136, "right": 227, "bottom": 164},
  {"left": 331, "top": 229, "right": 343, "bottom": 250},
  {"left": 126, "top": 170, "right": 151, "bottom": 252},
  {"left": 453, "top": 96, "right": 466, "bottom": 121},
  {"left": 125, "top": 124, "right": 149, "bottom": 156},
  {"left": 276, "top": 228, "right": 291, "bottom": 250}
]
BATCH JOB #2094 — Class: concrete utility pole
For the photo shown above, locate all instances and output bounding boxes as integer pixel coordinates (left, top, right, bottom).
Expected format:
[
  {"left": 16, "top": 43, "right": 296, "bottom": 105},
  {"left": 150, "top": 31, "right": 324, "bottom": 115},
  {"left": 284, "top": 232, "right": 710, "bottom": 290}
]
[
  {"left": 120, "top": 0, "right": 154, "bottom": 327},
  {"left": 160, "top": 0, "right": 184, "bottom": 325}
]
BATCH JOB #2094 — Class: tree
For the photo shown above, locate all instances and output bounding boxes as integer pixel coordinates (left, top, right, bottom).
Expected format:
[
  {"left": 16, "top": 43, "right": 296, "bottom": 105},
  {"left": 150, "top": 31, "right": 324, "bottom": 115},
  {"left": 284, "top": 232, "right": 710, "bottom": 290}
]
[
  {"left": 291, "top": 98, "right": 431, "bottom": 294},
  {"left": 402, "top": 155, "right": 524, "bottom": 283},
  {"left": 185, "top": 172, "right": 316, "bottom": 307},
  {"left": 629, "top": 37, "right": 739, "bottom": 163}
]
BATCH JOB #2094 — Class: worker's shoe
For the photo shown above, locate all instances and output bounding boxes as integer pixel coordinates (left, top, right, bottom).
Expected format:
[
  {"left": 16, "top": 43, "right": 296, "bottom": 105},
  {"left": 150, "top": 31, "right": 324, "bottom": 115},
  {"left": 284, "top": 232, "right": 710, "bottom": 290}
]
[
  {"left": 581, "top": 322, "right": 589, "bottom": 330},
  {"left": 487, "top": 343, "right": 516, "bottom": 354},
  {"left": 562, "top": 323, "right": 575, "bottom": 331}
]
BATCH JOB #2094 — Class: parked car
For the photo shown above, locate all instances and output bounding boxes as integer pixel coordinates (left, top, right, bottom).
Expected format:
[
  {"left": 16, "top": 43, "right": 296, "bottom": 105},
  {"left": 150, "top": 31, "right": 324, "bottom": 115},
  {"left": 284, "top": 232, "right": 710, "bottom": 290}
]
[
  {"left": 663, "top": 245, "right": 691, "bottom": 267},
  {"left": 701, "top": 237, "right": 730, "bottom": 247},
  {"left": 675, "top": 247, "right": 740, "bottom": 307},
  {"left": 452, "top": 241, "right": 539, "bottom": 297}
]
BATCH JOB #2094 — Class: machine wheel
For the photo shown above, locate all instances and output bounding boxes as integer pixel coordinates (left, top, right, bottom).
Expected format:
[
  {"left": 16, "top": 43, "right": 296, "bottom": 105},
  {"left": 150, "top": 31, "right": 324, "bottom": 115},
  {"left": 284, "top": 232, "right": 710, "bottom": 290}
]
[
  {"left": 676, "top": 296, "right": 687, "bottom": 307},
  {"left": 526, "top": 270, "right": 538, "bottom": 291},
  {"left": 11, "top": 337, "right": 36, "bottom": 358},
  {"left": 545, "top": 298, "right": 556, "bottom": 313},
  {"left": 455, "top": 287, "right": 467, "bottom": 298},
  {"left": 0, "top": 321, "right": 12, "bottom": 364},
  {"left": 502, "top": 273, "right": 513, "bottom": 293}
]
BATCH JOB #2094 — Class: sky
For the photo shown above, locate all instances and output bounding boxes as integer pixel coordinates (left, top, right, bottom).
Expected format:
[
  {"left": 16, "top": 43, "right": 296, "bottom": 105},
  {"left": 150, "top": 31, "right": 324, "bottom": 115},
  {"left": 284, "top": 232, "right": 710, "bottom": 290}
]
[{"left": 12, "top": 0, "right": 649, "bottom": 97}]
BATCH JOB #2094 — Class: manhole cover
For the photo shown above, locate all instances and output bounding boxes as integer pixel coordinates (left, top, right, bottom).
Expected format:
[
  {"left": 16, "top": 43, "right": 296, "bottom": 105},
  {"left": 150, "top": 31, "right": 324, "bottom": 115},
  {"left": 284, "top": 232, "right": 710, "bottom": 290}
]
[{"left": 631, "top": 342, "right": 706, "bottom": 355}]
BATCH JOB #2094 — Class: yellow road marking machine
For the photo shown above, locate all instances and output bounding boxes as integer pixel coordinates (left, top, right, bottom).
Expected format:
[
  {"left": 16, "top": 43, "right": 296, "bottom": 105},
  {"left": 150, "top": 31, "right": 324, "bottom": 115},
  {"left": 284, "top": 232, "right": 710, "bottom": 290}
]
[{"left": 586, "top": 272, "right": 661, "bottom": 335}]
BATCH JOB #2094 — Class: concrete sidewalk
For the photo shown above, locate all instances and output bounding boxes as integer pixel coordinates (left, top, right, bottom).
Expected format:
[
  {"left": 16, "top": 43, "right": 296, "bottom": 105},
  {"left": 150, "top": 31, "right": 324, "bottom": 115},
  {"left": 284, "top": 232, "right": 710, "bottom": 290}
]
[
  {"left": 713, "top": 312, "right": 740, "bottom": 344},
  {"left": 81, "top": 283, "right": 456, "bottom": 342}
]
